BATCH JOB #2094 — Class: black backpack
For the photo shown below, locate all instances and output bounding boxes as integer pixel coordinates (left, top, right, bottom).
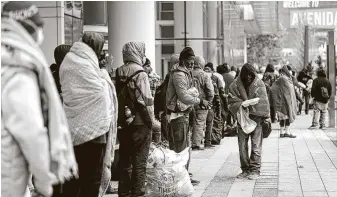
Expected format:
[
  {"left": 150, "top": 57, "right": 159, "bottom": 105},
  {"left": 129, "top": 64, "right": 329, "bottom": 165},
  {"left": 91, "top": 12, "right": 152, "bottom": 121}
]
[{"left": 115, "top": 69, "right": 146, "bottom": 128}]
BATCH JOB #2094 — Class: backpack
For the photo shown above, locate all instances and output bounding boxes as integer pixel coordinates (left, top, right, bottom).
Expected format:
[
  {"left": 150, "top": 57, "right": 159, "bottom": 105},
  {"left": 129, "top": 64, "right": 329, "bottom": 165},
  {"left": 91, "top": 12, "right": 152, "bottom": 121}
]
[
  {"left": 154, "top": 75, "right": 169, "bottom": 118},
  {"left": 321, "top": 87, "right": 329, "bottom": 99},
  {"left": 115, "top": 69, "right": 146, "bottom": 128}
]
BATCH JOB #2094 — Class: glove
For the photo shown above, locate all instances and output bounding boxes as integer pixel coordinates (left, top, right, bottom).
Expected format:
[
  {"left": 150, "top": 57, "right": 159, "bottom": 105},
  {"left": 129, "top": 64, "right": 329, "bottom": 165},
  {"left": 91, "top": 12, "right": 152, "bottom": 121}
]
[{"left": 199, "top": 99, "right": 210, "bottom": 109}]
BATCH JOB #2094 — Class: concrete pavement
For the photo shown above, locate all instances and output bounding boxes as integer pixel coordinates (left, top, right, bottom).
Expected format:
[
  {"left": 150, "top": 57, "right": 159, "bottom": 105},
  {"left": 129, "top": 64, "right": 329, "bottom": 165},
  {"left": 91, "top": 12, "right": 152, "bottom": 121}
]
[{"left": 106, "top": 113, "right": 337, "bottom": 197}]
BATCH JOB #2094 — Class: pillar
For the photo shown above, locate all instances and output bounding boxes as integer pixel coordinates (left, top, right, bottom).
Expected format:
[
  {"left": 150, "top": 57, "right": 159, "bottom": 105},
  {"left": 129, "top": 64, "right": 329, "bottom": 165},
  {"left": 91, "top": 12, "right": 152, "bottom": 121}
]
[
  {"left": 207, "top": 1, "right": 217, "bottom": 64},
  {"left": 32, "top": 1, "right": 64, "bottom": 65},
  {"left": 327, "top": 31, "right": 336, "bottom": 128},
  {"left": 244, "top": 34, "right": 247, "bottom": 63},
  {"left": 174, "top": 1, "right": 204, "bottom": 57},
  {"left": 304, "top": 25, "right": 309, "bottom": 68},
  {"left": 108, "top": 1, "right": 155, "bottom": 70}
]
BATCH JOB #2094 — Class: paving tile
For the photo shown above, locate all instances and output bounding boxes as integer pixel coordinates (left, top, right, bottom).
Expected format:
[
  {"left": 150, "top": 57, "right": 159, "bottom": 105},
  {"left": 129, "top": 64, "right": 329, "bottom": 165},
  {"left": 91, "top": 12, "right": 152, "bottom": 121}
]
[{"left": 303, "top": 191, "right": 328, "bottom": 197}]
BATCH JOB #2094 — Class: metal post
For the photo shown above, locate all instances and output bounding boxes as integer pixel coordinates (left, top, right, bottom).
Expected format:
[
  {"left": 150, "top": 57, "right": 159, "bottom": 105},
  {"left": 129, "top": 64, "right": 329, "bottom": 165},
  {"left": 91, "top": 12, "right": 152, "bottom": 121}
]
[
  {"left": 220, "top": 1, "right": 224, "bottom": 62},
  {"left": 327, "top": 31, "right": 336, "bottom": 128},
  {"left": 304, "top": 25, "right": 309, "bottom": 68},
  {"left": 184, "top": 1, "right": 187, "bottom": 47}
]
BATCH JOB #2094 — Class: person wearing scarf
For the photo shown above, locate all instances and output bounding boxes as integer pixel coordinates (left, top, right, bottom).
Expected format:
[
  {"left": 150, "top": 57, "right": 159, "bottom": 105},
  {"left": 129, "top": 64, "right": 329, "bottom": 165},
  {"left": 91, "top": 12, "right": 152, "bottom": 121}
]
[
  {"left": 270, "top": 66, "right": 297, "bottom": 138},
  {"left": 1, "top": 2, "right": 77, "bottom": 197},
  {"left": 59, "top": 32, "right": 117, "bottom": 197},
  {"left": 228, "top": 63, "right": 270, "bottom": 180}
]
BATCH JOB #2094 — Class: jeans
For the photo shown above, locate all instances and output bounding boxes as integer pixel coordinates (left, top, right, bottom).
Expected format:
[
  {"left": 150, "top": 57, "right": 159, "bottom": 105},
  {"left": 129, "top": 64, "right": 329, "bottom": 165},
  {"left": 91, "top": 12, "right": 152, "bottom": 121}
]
[
  {"left": 205, "top": 109, "right": 214, "bottom": 146},
  {"left": 312, "top": 101, "right": 328, "bottom": 127},
  {"left": 118, "top": 124, "right": 152, "bottom": 197},
  {"left": 169, "top": 115, "right": 191, "bottom": 170},
  {"left": 238, "top": 116, "right": 263, "bottom": 174},
  {"left": 160, "top": 113, "right": 169, "bottom": 141},
  {"left": 52, "top": 141, "right": 106, "bottom": 197},
  {"left": 192, "top": 110, "right": 208, "bottom": 147},
  {"left": 280, "top": 119, "right": 290, "bottom": 127},
  {"left": 299, "top": 90, "right": 310, "bottom": 114}
]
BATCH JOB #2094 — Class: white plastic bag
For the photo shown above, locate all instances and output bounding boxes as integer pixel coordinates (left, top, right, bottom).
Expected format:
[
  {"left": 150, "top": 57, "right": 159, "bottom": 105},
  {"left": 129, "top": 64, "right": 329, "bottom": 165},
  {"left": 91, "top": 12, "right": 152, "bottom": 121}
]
[
  {"left": 237, "top": 106, "right": 257, "bottom": 134},
  {"left": 146, "top": 145, "right": 194, "bottom": 197}
]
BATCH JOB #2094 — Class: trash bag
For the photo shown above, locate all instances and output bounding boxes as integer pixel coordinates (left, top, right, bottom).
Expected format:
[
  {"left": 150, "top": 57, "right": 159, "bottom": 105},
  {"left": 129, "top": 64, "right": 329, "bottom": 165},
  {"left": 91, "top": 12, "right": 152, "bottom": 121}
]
[
  {"left": 146, "top": 144, "right": 194, "bottom": 197},
  {"left": 237, "top": 106, "right": 257, "bottom": 134}
]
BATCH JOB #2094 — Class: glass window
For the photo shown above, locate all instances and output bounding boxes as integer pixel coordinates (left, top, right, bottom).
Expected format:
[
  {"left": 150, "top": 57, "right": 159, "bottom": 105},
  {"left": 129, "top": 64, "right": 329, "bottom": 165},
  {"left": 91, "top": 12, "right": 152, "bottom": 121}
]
[
  {"left": 160, "top": 12, "right": 174, "bottom": 20},
  {"left": 161, "top": 26, "right": 174, "bottom": 38},
  {"left": 64, "top": 1, "right": 83, "bottom": 45},
  {"left": 161, "top": 2, "right": 173, "bottom": 11},
  {"left": 162, "top": 44, "right": 175, "bottom": 54}
]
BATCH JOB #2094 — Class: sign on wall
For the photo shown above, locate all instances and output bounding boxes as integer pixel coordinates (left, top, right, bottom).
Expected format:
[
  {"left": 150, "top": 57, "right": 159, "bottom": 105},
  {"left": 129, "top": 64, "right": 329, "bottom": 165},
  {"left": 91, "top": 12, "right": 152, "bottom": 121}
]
[
  {"left": 284, "top": 1, "right": 319, "bottom": 9},
  {"left": 290, "top": 9, "right": 337, "bottom": 28}
]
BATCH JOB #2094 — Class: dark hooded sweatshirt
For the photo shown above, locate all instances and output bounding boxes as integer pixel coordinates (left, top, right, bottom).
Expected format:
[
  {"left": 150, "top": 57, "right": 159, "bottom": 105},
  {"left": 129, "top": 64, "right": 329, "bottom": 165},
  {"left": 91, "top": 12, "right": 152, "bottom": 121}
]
[
  {"left": 311, "top": 69, "right": 332, "bottom": 104},
  {"left": 50, "top": 44, "right": 71, "bottom": 96}
]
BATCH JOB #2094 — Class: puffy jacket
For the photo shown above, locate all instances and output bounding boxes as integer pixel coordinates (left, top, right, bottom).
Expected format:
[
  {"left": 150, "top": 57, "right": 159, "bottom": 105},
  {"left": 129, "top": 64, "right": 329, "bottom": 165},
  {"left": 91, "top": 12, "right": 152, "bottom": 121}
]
[
  {"left": 192, "top": 64, "right": 214, "bottom": 110},
  {"left": 166, "top": 65, "right": 200, "bottom": 113}
]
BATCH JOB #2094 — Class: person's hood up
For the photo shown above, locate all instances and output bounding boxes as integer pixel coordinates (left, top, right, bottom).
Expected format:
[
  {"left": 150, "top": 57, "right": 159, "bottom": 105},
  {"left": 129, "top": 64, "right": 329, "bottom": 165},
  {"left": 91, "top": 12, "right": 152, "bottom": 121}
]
[
  {"left": 194, "top": 56, "right": 206, "bottom": 69},
  {"left": 279, "top": 65, "right": 291, "bottom": 78},
  {"left": 122, "top": 41, "right": 146, "bottom": 66},
  {"left": 81, "top": 32, "right": 104, "bottom": 58},
  {"left": 316, "top": 68, "right": 327, "bottom": 78},
  {"left": 240, "top": 63, "right": 256, "bottom": 86},
  {"left": 265, "top": 64, "right": 275, "bottom": 73},
  {"left": 54, "top": 44, "right": 71, "bottom": 66},
  {"left": 169, "top": 54, "right": 180, "bottom": 71}
]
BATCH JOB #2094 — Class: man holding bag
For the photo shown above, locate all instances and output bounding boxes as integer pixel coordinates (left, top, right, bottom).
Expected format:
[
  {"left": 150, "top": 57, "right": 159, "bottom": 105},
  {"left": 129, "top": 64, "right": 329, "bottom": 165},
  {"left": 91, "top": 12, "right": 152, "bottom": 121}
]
[{"left": 228, "top": 63, "right": 270, "bottom": 180}]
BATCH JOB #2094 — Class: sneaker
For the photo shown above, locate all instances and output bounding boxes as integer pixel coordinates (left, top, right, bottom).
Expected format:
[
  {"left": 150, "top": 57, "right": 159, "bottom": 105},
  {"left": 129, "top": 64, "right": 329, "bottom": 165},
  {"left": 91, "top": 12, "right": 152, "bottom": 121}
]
[
  {"left": 280, "top": 134, "right": 285, "bottom": 138},
  {"left": 236, "top": 171, "right": 250, "bottom": 179},
  {"left": 297, "top": 111, "right": 301, "bottom": 115},
  {"left": 191, "top": 179, "right": 200, "bottom": 186},
  {"left": 319, "top": 125, "right": 324, "bottom": 129},
  {"left": 248, "top": 173, "right": 260, "bottom": 180},
  {"left": 284, "top": 133, "right": 296, "bottom": 138}
]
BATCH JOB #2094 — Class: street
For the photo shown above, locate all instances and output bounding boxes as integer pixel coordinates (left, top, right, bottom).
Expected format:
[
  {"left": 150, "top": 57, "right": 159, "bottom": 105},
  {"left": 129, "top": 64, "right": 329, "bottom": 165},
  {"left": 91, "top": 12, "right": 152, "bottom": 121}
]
[{"left": 106, "top": 113, "right": 337, "bottom": 197}]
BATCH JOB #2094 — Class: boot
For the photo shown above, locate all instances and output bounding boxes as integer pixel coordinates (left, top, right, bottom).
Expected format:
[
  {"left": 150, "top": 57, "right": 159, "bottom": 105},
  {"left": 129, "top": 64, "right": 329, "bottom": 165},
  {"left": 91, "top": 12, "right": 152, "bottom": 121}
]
[{"left": 284, "top": 126, "right": 296, "bottom": 138}]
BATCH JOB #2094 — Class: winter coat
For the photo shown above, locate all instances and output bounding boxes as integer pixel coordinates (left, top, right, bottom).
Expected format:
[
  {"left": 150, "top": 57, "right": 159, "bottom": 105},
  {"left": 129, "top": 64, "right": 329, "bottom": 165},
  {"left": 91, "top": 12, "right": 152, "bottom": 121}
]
[
  {"left": 311, "top": 76, "right": 332, "bottom": 104},
  {"left": 166, "top": 65, "right": 200, "bottom": 113},
  {"left": 270, "top": 75, "right": 297, "bottom": 123},
  {"left": 192, "top": 67, "right": 214, "bottom": 110},
  {"left": 262, "top": 72, "right": 277, "bottom": 93},
  {"left": 116, "top": 41, "right": 154, "bottom": 127}
]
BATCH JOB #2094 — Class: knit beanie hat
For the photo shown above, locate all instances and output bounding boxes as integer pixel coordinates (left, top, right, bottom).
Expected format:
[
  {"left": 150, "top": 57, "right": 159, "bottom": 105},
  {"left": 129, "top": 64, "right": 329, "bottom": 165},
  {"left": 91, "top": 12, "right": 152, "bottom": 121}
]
[
  {"left": 179, "top": 47, "right": 195, "bottom": 61},
  {"left": 194, "top": 56, "right": 206, "bottom": 69},
  {"left": 205, "top": 62, "right": 214, "bottom": 71},
  {"left": 2, "top": 1, "right": 44, "bottom": 34}
]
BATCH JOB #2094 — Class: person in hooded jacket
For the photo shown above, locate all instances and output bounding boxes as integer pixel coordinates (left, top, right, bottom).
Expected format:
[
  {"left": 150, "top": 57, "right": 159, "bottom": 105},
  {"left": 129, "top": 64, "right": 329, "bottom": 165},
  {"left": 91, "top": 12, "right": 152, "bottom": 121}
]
[
  {"left": 297, "top": 64, "right": 314, "bottom": 114},
  {"left": 60, "top": 32, "right": 117, "bottom": 197},
  {"left": 50, "top": 44, "right": 71, "bottom": 99},
  {"left": 228, "top": 63, "right": 270, "bottom": 180},
  {"left": 154, "top": 54, "right": 180, "bottom": 142},
  {"left": 2, "top": 2, "right": 77, "bottom": 197},
  {"left": 262, "top": 64, "right": 277, "bottom": 122},
  {"left": 116, "top": 41, "right": 154, "bottom": 197},
  {"left": 270, "top": 66, "right": 297, "bottom": 138},
  {"left": 191, "top": 56, "right": 214, "bottom": 150},
  {"left": 310, "top": 68, "right": 332, "bottom": 129}
]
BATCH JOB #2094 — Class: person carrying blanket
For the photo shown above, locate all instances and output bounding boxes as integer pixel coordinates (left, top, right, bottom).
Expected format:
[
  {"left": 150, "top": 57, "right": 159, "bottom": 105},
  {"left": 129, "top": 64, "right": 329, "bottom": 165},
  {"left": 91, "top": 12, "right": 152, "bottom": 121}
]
[
  {"left": 60, "top": 32, "right": 118, "bottom": 197},
  {"left": 228, "top": 63, "right": 270, "bottom": 180},
  {"left": 1, "top": 2, "right": 78, "bottom": 197}
]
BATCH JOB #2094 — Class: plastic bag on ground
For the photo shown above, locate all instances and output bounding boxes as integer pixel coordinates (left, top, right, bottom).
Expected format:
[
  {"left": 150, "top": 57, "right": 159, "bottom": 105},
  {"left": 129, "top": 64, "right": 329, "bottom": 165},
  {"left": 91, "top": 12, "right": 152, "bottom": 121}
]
[{"left": 146, "top": 144, "right": 194, "bottom": 197}]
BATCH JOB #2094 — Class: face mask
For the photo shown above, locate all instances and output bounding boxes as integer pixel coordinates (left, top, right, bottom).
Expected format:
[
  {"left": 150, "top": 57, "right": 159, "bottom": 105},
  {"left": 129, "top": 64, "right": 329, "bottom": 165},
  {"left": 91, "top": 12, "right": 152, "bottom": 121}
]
[{"left": 36, "top": 28, "right": 44, "bottom": 45}]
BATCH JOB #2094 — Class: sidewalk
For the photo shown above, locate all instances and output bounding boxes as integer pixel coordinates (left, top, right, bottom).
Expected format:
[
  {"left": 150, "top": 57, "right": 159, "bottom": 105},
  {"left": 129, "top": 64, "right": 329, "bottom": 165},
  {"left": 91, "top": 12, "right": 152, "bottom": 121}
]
[{"left": 105, "top": 113, "right": 337, "bottom": 197}]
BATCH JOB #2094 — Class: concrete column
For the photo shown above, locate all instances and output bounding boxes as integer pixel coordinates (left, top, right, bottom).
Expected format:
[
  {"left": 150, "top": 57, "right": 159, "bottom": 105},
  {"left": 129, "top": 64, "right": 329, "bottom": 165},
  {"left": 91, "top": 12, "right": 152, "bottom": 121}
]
[
  {"left": 32, "top": 1, "right": 64, "bottom": 65},
  {"left": 327, "top": 31, "right": 336, "bottom": 128},
  {"left": 244, "top": 34, "right": 247, "bottom": 63},
  {"left": 304, "top": 25, "right": 309, "bottom": 68},
  {"left": 174, "top": 1, "right": 204, "bottom": 57},
  {"left": 207, "top": 1, "right": 217, "bottom": 64},
  {"left": 108, "top": 1, "right": 155, "bottom": 69}
]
